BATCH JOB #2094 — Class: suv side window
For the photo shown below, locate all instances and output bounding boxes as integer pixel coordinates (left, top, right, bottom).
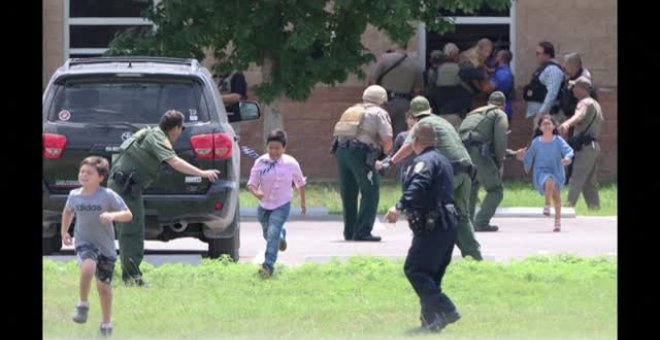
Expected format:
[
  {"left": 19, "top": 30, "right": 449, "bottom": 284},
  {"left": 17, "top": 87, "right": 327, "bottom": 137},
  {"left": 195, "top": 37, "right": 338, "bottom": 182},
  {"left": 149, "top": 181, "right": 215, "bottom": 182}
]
[{"left": 47, "top": 77, "right": 211, "bottom": 124}]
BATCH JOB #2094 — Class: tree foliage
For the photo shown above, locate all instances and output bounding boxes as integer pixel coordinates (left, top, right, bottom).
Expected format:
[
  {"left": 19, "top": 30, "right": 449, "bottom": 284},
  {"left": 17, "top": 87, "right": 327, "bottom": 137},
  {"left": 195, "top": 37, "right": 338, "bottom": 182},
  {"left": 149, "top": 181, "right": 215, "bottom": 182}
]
[{"left": 107, "top": 0, "right": 511, "bottom": 104}]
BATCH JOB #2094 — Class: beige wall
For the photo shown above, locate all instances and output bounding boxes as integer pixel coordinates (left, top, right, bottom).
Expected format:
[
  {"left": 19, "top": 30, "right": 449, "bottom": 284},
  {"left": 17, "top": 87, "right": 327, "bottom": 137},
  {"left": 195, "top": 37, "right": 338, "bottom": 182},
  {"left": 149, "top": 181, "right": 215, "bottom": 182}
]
[
  {"left": 515, "top": 0, "right": 617, "bottom": 88},
  {"left": 43, "top": 0, "right": 64, "bottom": 89}
]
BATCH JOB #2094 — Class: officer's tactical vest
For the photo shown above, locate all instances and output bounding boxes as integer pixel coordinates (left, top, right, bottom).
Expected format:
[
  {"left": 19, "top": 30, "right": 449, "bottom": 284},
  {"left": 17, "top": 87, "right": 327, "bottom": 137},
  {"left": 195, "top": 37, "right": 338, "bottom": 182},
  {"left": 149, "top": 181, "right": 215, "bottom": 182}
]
[
  {"left": 523, "top": 61, "right": 564, "bottom": 103},
  {"left": 460, "top": 105, "right": 499, "bottom": 138},
  {"left": 435, "top": 63, "right": 473, "bottom": 93},
  {"left": 333, "top": 104, "right": 366, "bottom": 138},
  {"left": 436, "top": 63, "right": 461, "bottom": 86}
]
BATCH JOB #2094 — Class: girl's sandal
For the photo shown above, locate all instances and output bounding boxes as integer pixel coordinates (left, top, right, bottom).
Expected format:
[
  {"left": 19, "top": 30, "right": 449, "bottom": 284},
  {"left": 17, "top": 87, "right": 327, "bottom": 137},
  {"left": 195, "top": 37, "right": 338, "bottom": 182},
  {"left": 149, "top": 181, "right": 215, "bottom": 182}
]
[
  {"left": 543, "top": 205, "right": 551, "bottom": 217},
  {"left": 553, "top": 219, "right": 561, "bottom": 232}
]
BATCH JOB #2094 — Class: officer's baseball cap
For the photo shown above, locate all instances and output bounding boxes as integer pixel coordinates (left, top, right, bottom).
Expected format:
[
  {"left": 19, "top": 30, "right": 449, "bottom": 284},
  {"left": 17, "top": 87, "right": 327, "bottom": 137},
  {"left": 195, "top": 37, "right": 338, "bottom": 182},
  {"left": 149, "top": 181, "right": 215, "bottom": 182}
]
[
  {"left": 569, "top": 76, "right": 592, "bottom": 90},
  {"left": 488, "top": 91, "right": 507, "bottom": 107},
  {"left": 410, "top": 96, "right": 432, "bottom": 118},
  {"left": 362, "top": 85, "right": 388, "bottom": 105}
]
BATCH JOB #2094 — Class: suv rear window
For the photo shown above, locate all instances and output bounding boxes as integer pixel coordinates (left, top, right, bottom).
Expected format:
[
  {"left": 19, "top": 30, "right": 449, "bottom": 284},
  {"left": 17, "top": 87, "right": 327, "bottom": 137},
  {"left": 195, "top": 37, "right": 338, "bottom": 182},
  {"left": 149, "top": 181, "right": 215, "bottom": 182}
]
[{"left": 47, "top": 77, "right": 211, "bottom": 124}]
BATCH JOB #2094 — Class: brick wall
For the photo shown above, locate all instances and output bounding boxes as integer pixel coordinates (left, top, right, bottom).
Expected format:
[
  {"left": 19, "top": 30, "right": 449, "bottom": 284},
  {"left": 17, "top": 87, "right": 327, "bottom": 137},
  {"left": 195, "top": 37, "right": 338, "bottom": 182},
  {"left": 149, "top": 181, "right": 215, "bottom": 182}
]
[{"left": 237, "top": 87, "right": 362, "bottom": 180}]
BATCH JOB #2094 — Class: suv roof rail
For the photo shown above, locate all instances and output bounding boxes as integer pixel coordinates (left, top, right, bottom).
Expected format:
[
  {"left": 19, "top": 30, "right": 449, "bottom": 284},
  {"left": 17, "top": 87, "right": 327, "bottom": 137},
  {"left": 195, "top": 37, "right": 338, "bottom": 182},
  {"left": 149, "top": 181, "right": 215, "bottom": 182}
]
[{"left": 65, "top": 56, "right": 201, "bottom": 71}]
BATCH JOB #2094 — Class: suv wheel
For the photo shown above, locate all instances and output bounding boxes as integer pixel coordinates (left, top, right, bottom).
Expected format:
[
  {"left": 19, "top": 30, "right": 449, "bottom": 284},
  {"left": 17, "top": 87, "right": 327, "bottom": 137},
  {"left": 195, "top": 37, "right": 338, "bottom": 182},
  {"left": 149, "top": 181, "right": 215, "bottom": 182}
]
[
  {"left": 43, "top": 234, "right": 62, "bottom": 255},
  {"left": 208, "top": 204, "right": 240, "bottom": 261}
]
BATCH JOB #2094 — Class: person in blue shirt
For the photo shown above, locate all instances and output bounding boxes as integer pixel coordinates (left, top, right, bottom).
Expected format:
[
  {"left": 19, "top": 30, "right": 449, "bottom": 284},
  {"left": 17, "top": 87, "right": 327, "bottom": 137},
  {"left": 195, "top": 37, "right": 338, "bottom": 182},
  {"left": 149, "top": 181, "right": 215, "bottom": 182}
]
[
  {"left": 490, "top": 50, "right": 515, "bottom": 122},
  {"left": 521, "top": 115, "right": 574, "bottom": 232}
]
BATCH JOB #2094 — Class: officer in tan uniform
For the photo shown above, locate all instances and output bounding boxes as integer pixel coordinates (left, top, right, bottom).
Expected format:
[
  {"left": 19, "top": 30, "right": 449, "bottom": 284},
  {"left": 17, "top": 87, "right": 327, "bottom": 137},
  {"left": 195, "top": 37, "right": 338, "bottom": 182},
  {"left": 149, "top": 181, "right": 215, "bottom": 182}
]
[
  {"left": 331, "top": 85, "right": 393, "bottom": 241},
  {"left": 369, "top": 42, "right": 424, "bottom": 137},
  {"left": 558, "top": 76, "right": 603, "bottom": 209}
]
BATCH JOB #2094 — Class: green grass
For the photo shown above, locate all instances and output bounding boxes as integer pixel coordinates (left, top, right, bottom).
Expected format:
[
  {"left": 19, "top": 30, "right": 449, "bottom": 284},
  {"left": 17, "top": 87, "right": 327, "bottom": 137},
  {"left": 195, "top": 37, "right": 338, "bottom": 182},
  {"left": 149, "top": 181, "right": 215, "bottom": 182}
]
[
  {"left": 43, "top": 255, "right": 616, "bottom": 339},
  {"left": 240, "top": 180, "right": 617, "bottom": 216}
]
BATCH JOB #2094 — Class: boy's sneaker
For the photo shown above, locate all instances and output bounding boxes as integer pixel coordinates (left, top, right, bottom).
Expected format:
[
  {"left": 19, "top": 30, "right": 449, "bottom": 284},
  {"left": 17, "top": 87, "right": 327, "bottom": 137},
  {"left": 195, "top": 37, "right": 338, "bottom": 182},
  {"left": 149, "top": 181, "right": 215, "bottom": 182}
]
[
  {"left": 72, "top": 304, "right": 89, "bottom": 323},
  {"left": 99, "top": 324, "right": 113, "bottom": 337},
  {"left": 443, "top": 309, "right": 462, "bottom": 324},
  {"left": 258, "top": 264, "right": 273, "bottom": 278}
]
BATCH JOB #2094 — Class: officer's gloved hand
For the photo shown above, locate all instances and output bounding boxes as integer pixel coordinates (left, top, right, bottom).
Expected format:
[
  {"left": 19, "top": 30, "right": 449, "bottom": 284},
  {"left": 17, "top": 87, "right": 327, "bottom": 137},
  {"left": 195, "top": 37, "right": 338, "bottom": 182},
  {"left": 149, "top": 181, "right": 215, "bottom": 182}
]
[{"left": 377, "top": 156, "right": 392, "bottom": 171}]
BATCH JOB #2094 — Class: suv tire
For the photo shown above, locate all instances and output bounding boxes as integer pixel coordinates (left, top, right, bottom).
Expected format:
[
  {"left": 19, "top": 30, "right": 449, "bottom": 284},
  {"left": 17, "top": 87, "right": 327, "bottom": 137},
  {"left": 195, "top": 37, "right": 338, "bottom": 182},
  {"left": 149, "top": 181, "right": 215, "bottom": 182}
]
[
  {"left": 43, "top": 234, "right": 62, "bottom": 255},
  {"left": 208, "top": 204, "right": 240, "bottom": 261}
]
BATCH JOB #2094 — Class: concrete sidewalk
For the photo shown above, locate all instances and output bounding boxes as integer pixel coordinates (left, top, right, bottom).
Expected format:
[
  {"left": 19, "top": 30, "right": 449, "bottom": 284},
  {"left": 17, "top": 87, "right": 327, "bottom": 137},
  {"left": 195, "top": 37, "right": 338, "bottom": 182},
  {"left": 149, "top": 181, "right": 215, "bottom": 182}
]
[{"left": 240, "top": 206, "right": 579, "bottom": 219}]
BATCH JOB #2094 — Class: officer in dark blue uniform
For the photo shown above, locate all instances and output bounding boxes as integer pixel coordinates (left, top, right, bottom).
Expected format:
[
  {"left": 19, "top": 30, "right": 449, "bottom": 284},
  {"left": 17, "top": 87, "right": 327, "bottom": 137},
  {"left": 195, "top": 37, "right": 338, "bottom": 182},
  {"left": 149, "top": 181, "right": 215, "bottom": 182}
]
[{"left": 384, "top": 122, "right": 461, "bottom": 333}]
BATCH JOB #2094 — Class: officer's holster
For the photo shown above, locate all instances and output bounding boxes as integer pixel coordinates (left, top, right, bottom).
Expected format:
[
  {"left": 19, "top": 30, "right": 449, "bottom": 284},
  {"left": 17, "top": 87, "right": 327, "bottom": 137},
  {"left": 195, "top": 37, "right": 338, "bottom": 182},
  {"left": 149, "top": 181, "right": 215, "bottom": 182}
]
[
  {"left": 452, "top": 162, "right": 477, "bottom": 181},
  {"left": 110, "top": 170, "right": 137, "bottom": 197}
]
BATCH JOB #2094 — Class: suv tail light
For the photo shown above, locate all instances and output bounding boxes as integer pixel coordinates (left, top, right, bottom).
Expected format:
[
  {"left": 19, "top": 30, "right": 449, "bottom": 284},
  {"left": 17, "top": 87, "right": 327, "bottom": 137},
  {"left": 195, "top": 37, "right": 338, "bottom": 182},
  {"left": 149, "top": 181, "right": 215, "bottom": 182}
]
[
  {"left": 190, "top": 133, "right": 233, "bottom": 160},
  {"left": 43, "top": 133, "right": 67, "bottom": 159}
]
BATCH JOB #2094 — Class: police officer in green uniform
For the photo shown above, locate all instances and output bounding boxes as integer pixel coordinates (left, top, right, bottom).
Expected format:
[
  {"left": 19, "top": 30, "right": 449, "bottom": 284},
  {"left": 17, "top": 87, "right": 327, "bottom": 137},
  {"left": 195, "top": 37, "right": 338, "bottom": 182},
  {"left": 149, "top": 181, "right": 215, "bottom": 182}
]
[
  {"left": 108, "top": 110, "right": 220, "bottom": 285},
  {"left": 378, "top": 96, "right": 483, "bottom": 260},
  {"left": 384, "top": 123, "right": 461, "bottom": 333},
  {"left": 331, "top": 85, "right": 393, "bottom": 241},
  {"left": 459, "top": 91, "right": 509, "bottom": 232}
]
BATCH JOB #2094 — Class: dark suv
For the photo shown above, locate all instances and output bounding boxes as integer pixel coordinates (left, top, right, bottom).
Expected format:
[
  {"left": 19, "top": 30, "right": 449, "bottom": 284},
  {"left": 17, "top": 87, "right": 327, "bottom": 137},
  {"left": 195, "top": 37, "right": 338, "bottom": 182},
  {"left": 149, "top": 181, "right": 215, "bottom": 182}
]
[{"left": 42, "top": 56, "right": 260, "bottom": 260}]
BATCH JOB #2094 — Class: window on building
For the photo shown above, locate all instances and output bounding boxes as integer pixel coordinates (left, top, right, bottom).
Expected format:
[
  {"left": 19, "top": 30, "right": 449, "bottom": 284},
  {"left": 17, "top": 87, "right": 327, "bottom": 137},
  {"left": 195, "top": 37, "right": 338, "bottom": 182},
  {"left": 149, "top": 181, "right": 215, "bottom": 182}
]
[
  {"left": 424, "top": 4, "right": 515, "bottom": 71},
  {"left": 64, "top": 0, "right": 154, "bottom": 59}
]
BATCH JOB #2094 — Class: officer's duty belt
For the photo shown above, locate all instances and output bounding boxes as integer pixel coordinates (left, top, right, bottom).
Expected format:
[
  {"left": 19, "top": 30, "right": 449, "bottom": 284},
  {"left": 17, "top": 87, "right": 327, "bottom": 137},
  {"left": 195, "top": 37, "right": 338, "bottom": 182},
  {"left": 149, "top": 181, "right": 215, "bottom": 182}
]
[
  {"left": 451, "top": 162, "right": 473, "bottom": 175},
  {"left": 337, "top": 138, "right": 372, "bottom": 151},
  {"left": 462, "top": 140, "right": 485, "bottom": 148},
  {"left": 387, "top": 91, "right": 413, "bottom": 101}
]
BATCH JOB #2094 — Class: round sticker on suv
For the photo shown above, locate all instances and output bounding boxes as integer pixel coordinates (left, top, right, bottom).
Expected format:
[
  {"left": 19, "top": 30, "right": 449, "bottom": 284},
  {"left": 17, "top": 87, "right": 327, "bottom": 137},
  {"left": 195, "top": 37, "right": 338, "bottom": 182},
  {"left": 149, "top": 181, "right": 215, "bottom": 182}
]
[{"left": 58, "top": 109, "right": 71, "bottom": 121}]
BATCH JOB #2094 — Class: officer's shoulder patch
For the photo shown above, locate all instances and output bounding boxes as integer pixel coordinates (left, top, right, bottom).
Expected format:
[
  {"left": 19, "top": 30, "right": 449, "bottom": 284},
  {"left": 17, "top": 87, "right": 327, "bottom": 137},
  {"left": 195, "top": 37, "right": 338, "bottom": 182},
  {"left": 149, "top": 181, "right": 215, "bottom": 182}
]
[
  {"left": 413, "top": 161, "right": 425, "bottom": 173},
  {"left": 163, "top": 137, "right": 173, "bottom": 150}
]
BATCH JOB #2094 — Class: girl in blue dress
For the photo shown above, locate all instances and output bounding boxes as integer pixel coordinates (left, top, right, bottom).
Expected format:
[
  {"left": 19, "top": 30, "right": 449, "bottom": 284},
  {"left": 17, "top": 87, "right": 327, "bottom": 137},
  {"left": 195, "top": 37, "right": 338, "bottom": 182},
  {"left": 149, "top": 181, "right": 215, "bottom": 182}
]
[{"left": 522, "top": 115, "right": 574, "bottom": 232}]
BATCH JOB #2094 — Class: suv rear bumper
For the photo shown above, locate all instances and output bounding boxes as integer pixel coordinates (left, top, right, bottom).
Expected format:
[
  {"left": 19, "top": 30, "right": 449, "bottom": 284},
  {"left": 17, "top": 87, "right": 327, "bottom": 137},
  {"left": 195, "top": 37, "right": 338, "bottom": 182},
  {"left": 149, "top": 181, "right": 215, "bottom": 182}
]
[{"left": 43, "top": 179, "right": 239, "bottom": 239}]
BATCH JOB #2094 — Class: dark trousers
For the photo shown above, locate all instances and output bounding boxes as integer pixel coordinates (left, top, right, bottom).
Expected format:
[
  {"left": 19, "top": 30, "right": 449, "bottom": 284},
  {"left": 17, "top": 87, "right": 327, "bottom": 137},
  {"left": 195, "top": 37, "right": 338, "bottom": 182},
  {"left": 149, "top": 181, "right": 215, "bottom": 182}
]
[
  {"left": 565, "top": 126, "right": 575, "bottom": 185},
  {"left": 335, "top": 147, "right": 380, "bottom": 240},
  {"left": 404, "top": 224, "right": 458, "bottom": 322}
]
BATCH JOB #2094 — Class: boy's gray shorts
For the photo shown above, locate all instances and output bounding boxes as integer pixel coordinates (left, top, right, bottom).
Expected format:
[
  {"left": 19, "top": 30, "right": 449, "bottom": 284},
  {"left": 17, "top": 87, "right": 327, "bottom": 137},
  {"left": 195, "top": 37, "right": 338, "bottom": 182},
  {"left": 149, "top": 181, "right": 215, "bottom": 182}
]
[{"left": 75, "top": 244, "right": 116, "bottom": 284}]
